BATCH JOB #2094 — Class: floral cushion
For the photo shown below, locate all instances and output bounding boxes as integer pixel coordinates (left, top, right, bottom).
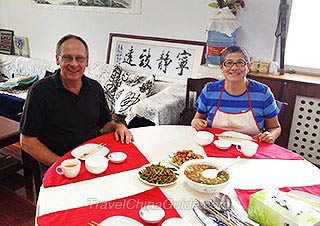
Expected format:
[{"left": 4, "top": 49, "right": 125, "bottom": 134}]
[
  {"left": 104, "top": 64, "right": 155, "bottom": 115},
  {"left": 103, "top": 65, "right": 128, "bottom": 112}
]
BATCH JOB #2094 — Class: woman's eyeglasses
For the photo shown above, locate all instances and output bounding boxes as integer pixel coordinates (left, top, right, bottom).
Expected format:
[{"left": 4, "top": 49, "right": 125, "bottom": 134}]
[
  {"left": 60, "top": 55, "right": 87, "bottom": 63},
  {"left": 222, "top": 60, "right": 247, "bottom": 68}
]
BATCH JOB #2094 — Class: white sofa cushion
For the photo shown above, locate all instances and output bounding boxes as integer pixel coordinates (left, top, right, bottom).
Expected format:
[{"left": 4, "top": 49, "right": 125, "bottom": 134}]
[{"left": 114, "top": 72, "right": 155, "bottom": 116}]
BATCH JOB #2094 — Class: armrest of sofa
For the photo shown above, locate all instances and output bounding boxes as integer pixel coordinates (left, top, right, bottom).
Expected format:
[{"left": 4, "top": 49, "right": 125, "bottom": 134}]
[{"left": 125, "top": 82, "right": 186, "bottom": 125}]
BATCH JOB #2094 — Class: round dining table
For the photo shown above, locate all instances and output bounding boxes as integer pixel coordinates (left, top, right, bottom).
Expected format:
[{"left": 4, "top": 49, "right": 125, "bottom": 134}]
[{"left": 36, "top": 125, "right": 320, "bottom": 225}]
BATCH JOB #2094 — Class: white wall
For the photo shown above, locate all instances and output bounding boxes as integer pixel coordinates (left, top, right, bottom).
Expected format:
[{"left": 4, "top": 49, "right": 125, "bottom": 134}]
[{"left": 0, "top": 0, "right": 286, "bottom": 63}]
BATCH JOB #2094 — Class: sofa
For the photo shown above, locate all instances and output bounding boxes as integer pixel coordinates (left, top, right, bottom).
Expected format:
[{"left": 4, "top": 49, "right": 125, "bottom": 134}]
[{"left": 0, "top": 54, "right": 186, "bottom": 127}]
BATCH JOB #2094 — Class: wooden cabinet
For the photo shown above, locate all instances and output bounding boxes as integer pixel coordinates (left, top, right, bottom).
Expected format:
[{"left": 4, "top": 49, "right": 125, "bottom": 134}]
[{"left": 248, "top": 72, "right": 320, "bottom": 148}]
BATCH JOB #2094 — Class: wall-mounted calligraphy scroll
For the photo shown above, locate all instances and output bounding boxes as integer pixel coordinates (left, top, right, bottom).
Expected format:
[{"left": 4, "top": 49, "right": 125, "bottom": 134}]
[{"left": 106, "top": 33, "right": 206, "bottom": 82}]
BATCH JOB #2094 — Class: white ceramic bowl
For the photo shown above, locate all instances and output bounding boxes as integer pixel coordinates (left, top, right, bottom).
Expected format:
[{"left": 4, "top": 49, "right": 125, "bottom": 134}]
[
  {"left": 139, "top": 205, "right": 165, "bottom": 224},
  {"left": 108, "top": 152, "right": 127, "bottom": 163},
  {"left": 214, "top": 139, "right": 232, "bottom": 150},
  {"left": 180, "top": 159, "right": 230, "bottom": 193},
  {"left": 194, "top": 131, "right": 214, "bottom": 146},
  {"left": 85, "top": 155, "right": 109, "bottom": 174}
]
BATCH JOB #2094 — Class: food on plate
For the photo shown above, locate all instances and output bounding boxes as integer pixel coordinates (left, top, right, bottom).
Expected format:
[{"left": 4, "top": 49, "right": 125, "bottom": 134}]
[
  {"left": 184, "top": 163, "right": 229, "bottom": 185},
  {"left": 139, "top": 163, "right": 178, "bottom": 185},
  {"left": 171, "top": 150, "right": 204, "bottom": 166}
]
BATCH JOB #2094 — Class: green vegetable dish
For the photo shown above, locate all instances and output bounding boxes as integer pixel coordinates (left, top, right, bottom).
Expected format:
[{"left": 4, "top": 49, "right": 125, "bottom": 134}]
[{"left": 139, "top": 163, "right": 178, "bottom": 185}]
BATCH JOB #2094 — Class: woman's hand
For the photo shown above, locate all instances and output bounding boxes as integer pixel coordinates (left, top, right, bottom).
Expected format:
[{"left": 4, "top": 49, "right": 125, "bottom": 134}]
[
  {"left": 191, "top": 118, "right": 207, "bottom": 131},
  {"left": 257, "top": 130, "right": 275, "bottom": 144}
]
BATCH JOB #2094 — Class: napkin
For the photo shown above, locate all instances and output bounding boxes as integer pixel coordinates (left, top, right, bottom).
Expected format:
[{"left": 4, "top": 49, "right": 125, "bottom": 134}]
[
  {"left": 43, "top": 132, "right": 149, "bottom": 188},
  {"left": 37, "top": 187, "right": 181, "bottom": 226},
  {"left": 235, "top": 184, "right": 320, "bottom": 212},
  {"left": 203, "top": 128, "right": 303, "bottom": 160}
]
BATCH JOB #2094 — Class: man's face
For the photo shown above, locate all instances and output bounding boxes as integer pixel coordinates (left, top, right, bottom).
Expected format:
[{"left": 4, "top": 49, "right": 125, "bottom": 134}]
[{"left": 56, "top": 38, "right": 88, "bottom": 83}]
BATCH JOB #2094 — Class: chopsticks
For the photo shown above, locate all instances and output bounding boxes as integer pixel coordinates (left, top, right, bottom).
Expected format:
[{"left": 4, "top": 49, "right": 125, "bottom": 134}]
[
  {"left": 88, "top": 220, "right": 101, "bottom": 226},
  {"left": 77, "top": 143, "right": 106, "bottom": 160},
  {"left": 196, "top": 198, "right": 237, "bottom": 226},
  {"left": 215, "top": 134, "right": 258, "bottom": 142}
]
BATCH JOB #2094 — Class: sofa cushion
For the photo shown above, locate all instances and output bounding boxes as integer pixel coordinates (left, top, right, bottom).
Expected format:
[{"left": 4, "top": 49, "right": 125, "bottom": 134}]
[
  {"left": 114, "top": 71, "right": 155, "bottom": 116},
  {"left": 104, "top": 64, "right": 155, "bottom": 114},
  {"left": 103, "top": 65, "right": 127, "bottom": 112}
]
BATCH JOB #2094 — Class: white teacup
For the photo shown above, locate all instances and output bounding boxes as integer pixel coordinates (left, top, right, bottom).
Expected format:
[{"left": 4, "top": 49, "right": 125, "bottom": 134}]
[
  {"left": 56, "top": 158, "right": 81, "bottom": 178},
  {"left": 236, "top": 141, "right": 259, "bottom": 157}
]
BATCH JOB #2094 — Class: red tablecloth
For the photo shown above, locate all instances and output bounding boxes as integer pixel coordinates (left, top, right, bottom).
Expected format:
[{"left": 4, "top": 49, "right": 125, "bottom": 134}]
[
  {"left": 235, "top": 184, "right": 320, "bottom": 212},
  {"left": 43, "top": 132, "right": 149, "bottom": 188},
  {"left": 37, "top": 187, "right": 181, "bottom": 226},
  {"left": 203, "top": 128, "right": 303, "bottom": 160}
]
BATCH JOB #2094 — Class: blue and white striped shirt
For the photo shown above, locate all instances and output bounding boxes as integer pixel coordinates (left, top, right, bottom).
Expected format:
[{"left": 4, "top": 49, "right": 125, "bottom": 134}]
[{"left": 195, "top": 79, "right": 279, "bottom": 130}]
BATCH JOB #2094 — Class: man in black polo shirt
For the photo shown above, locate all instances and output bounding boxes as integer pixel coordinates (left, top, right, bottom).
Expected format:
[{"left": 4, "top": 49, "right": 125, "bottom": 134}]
[{"left": 20, "top": 34, "right": 133, "bottom": 177}]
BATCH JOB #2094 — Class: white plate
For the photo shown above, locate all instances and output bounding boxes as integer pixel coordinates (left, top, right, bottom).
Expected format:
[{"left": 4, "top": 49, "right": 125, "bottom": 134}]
[
  {"left": 71, "top": 143, "right": 110, "bottom": 160},
  {"left": 100, "top": 216, "right": 143, "bottom": 226},
  {"left": 168, "top": 151, "right": 204, "bottom": 168},
  {"left": 162, "top": 217, "right": 192, "bottom": 226},
  {"left": 218, "top": 131, "right": 252, "bottom": 145},
  {"left": 138, "top": 163, "right": 179, "bottom": 187}
]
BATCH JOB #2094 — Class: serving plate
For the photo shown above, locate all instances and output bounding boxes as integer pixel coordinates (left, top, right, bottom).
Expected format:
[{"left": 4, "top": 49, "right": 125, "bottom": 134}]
[
  {"left": 218, "top": 131, "right": 252, "bottom": 145},
  {"left": 168, "top": 150, "right": 204, "bottom": 168},
  {"left": 100, "top": 216, "right": 143, "bottom": 226},
  {"left": 138, "top": 163, "right": 179, "bottom": 187},
  {"left": 71, "top": 143, "right": 110, "bottom": 160}
]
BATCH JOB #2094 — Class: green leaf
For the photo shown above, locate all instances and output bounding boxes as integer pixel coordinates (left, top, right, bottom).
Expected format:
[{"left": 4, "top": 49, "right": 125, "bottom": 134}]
[{"left": 208, "top": 2, "right": 218, "bottom": 8}]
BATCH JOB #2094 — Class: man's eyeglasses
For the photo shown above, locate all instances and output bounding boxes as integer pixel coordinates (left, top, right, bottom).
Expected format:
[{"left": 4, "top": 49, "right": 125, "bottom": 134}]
[
  {"left": 222, "top": 60, "right": 247, "bottom": 68},
  {"left": 60, "top": 55, "right": 87, "bottom": 63}
]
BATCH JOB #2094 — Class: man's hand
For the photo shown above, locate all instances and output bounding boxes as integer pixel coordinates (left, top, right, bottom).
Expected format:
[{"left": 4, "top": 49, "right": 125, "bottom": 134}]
[{"left": 114, "top": 123, "right": 134, "bottom": 144}]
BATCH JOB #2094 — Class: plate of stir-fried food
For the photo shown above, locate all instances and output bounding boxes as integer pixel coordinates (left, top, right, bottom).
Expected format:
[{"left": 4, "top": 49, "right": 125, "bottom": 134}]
[
  {"left": 168, "top": 149, "right": 204, "bottom": 168},
  {"left": 138, "top": 162, "right": 179, "bottom": 186}
]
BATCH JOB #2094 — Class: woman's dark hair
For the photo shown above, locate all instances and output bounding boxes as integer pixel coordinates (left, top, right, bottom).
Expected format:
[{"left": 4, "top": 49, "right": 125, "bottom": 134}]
[
  {"left": 220, "top": 45, "right": 250, "bottom": 64},
  {"left": 56, "top": 34, "right": 89, "bottom": 57}
]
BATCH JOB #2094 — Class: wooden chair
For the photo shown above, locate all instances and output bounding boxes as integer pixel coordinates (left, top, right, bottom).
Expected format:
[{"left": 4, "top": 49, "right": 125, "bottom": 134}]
[
  {"left": 275, "top": 100, "right": 288, "bottom": 127},
  {"left": 21, "top": 150, "right": 41, "bottom": 200},
  {"left": 178, "top": 77, "right": 218, "bottom": 125}
]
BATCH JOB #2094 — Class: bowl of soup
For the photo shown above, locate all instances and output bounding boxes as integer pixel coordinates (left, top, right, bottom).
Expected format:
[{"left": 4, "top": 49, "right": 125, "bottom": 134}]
[{"left": 180, "top": 159, "right": 230, "bottom": 193}]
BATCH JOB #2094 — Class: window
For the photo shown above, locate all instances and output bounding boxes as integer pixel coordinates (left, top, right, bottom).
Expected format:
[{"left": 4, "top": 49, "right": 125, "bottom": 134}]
[{"left": 285, "top": 0, "right": 320, "bottom": 75}]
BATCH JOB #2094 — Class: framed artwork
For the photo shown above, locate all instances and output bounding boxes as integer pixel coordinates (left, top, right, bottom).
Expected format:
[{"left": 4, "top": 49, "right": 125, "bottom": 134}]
[
  {"left": 14, "top": 36, "right": 30, "bottom": 58},
  {"left": 31, "top": 0, "right": 141, "bottom": 14},
  {"left": 106, "top": 33, "right": 206, "bottom": 82},
  {"left": 0, "top": 29, "right": 14, "bottom": 55}
]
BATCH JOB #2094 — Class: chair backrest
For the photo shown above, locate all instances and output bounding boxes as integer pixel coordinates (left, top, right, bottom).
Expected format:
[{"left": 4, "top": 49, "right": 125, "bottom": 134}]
[
  {"left": 275, "top": 100, "right": 288, "bottom": 126},
  {"left": 185, "top": 77, "right": 218, "bottom": 108},
  {"left": 178, "top": 77, "right": 218, "bottom": 125}
]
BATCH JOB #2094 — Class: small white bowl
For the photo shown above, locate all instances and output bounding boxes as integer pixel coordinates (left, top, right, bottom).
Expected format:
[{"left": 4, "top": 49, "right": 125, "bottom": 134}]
[
  {"left": 85, "top": 155, "right": 108, "bottom": 174},
  {"left": 139, "top": 205, "right": 165, "bottom": 224},
  {"left": 194, "top": 131, "right": 214, "bottom": 146},
  {"left": 108, "top": 152, "right": 127, "bottom": 163},
  {"left": 214, "top": 140, "right": 232, "bottom": 150}
]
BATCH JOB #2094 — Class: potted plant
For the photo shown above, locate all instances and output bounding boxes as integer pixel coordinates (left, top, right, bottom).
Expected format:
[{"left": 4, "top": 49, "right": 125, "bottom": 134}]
[{"left": 208, "top": 0, "right": 245, "bottom": 15}]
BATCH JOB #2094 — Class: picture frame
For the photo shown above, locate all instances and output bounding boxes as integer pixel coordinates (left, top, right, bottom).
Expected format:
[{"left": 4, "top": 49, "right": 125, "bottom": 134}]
[
  {"left": 0, "top": 29, "right": 14, "bottom": 55},
  {"left": 31, "top": 0, "right": 141, "bottom": 14},
  {"left": 106, "top": 33, "right": 206, "bottom": 83},
  {"left": 14, "top": 36, "right": 30, "bottom": 58}
]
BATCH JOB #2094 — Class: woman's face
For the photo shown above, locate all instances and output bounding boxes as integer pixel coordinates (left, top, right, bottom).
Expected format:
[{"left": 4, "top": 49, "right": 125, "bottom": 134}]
[{"left": 220, "top": 52, "right": 250, "bottom": 83}]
